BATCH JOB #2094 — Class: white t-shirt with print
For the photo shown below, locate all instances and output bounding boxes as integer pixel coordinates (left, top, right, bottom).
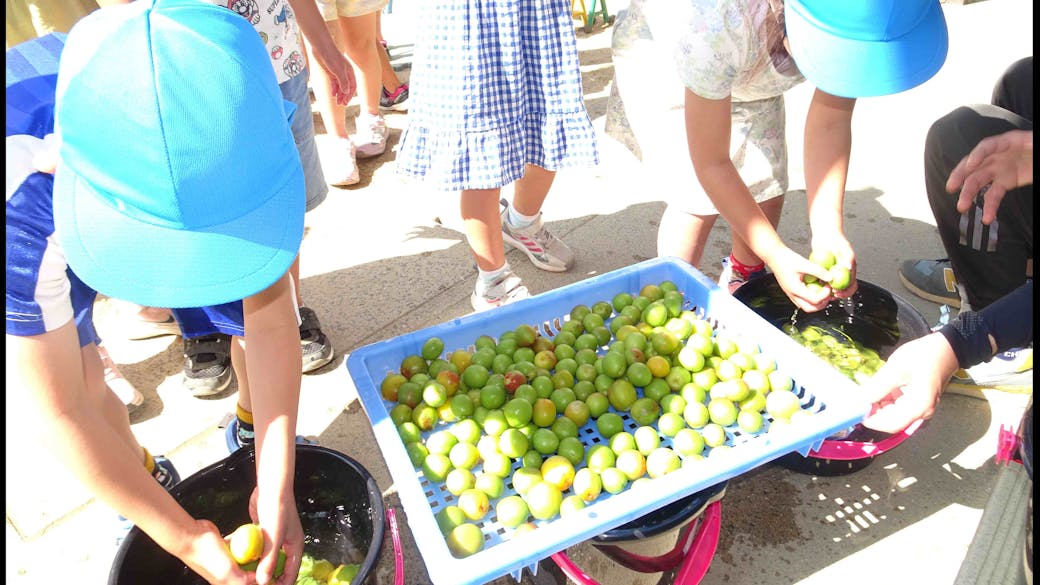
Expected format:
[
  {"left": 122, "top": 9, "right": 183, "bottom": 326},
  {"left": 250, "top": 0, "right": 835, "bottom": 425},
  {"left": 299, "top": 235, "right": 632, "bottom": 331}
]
[
  {"left": 205, "top": 0, "right": 306, "bottom": 84},
  {"left": 629, "top": 0, "right": 804, "bottom": 102}
]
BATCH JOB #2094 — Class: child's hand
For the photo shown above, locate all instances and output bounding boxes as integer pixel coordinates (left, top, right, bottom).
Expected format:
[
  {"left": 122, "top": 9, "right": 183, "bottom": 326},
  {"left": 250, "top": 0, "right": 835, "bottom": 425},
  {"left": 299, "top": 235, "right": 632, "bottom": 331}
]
[
  {"left": 182, "top": 519, "right": 251, "bottom": 585},
  {"left": 810, "top": 233, "right": 858, "bottom": 299},
  {"left": 252, "top": 487, "right": 306, "bottom": 584},
  {"left": 769, "top": 247, "right": 832, "bottom": 312}
]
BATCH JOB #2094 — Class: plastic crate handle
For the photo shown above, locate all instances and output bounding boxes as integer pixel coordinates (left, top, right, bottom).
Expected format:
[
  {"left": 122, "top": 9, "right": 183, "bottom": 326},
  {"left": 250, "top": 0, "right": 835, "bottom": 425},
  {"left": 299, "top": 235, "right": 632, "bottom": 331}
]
[
  {"left": 809, "top": 419, "right": 924, "bottom": 460},
  {"left": 386, "top": 507, "right": 404, "bottom": 585},
  {"left": 549, "top": 501, "right": 721, "bottom": 585}
]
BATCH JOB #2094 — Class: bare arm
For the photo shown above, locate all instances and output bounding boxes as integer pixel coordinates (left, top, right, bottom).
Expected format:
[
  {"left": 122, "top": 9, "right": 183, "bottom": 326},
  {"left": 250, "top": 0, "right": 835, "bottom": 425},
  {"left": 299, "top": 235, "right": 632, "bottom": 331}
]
[
  {"left": 242, "top": 271, "right": 305, "bottom": 584},
  {"left": 6, "top": 323, "right": 244, "bottom": 584},
  {"left": 804, "top": 89, "right": 858, "bottom": 297},
  {"left": 287, "top": 0, "right": 356, "bottom": 105},
  {"left": 684, "top": 89, "right": 830, "bottom": 310}
]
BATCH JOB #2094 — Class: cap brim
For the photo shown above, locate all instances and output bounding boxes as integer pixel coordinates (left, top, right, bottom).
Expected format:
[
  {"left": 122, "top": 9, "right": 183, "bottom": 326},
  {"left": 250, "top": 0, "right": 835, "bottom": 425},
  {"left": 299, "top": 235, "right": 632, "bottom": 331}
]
[
  {"left": 53, "top": 166, "right": 304, "bottom": 308},
  {"left": 786, "top": 1, "right": 948, "bottom": 98}
]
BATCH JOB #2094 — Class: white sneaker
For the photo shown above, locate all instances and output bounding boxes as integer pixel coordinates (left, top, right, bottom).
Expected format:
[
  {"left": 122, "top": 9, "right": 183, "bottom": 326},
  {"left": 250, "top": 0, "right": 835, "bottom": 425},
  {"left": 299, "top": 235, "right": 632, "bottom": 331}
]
[
  {"left": 471, "top": 270, "right": 530, "bottom": 312},
  {"left": 950, "top": 346, "right": 1033, "bottom": 392},
  {"left": 316, "top": 135, "right": 359, "bottom": 186},
  {"left": 99, "top": 344, "right": 144, "bottom": 416},
  {"left": 354, "top": 113, "right": 388, "bottom": 159},
  {"left": 499, "top": 199, "right": 574, "bottom": 272}
]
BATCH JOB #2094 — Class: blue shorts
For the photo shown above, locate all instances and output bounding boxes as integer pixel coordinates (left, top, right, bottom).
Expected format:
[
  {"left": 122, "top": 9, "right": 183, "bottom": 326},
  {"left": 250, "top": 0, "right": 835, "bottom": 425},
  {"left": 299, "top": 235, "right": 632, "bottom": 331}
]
[
  {"left": 5, "top": 136, "right": 99, "bottom": 347},
  {"left": 282, "top": 69, "right": 327, "bottom": 212},
  {"left": 172, "top": 303, "right": 245, "bottom": 339}
]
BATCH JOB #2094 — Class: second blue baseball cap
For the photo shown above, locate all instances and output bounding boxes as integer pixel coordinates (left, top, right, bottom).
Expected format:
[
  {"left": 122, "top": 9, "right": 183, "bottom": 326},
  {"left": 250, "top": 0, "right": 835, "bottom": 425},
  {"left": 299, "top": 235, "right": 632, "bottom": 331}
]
[
  {"left": 785, "top": 0, "right": 949, "bottom": 98},
  {"left": 53, "top": 0, "right": 305, "bottom": 308}
]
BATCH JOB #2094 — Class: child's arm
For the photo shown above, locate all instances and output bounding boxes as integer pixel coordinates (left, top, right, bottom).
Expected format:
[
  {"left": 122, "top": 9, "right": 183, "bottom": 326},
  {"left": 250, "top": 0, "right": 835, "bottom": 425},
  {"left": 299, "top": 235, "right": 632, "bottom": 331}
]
[
  {"left": 6, "top": 323, "right": 246, "bottom": 584},
  {"left": 288, "top": 0, "right": 356, "bottom": 104},
  {"left": 804, "top": 89, "right": 858, "bottom": 298},
  {"left": 684, "top": 88, "right": 831, "bottom": 311},
  {"left": 241, "top": 271, "right": 305, "bottom": 584}
]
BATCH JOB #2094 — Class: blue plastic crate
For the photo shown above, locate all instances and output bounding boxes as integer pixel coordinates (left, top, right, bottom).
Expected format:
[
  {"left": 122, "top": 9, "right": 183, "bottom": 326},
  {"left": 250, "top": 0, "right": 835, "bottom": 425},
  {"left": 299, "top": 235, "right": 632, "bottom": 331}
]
[{"left": 346, "top": 257, "right": 869, "bottom": 585}]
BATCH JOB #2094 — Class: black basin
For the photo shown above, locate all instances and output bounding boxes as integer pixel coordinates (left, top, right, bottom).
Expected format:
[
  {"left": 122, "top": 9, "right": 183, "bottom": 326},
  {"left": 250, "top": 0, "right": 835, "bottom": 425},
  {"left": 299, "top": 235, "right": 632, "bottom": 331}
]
[
  {"left": 109, "top": 444, "right": 385, "bottom": 584},
  {"left": 733, "top": 274, "right": 931, "bottom": 475}
]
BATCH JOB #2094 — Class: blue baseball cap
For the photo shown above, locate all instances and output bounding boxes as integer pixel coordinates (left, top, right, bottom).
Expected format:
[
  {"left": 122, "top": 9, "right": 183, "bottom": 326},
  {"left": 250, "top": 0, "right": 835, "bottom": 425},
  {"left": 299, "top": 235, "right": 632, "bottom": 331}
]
[
  {"left": 785, "top": 0, "right": 949, "bottom": 98},
  {"left": 53, "top": 0, "right": 305, "bottom": 308},
  {"left": 6, "top": 32, "right": 65, "bottom": 138}
]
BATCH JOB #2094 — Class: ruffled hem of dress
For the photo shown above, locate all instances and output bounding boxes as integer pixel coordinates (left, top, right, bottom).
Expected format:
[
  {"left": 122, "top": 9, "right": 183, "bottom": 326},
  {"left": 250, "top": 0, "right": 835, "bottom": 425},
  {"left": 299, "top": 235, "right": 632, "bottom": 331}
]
[{"left": 396, "top": 110, "right": 600, "bottom": 191}]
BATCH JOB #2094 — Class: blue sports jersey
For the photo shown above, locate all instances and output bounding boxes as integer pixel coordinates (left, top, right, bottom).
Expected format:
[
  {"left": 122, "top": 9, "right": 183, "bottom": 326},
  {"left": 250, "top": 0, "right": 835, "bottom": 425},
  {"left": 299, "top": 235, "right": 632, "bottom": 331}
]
[{"left": 6, "top": 34, "right": 100, "bottom": 347}]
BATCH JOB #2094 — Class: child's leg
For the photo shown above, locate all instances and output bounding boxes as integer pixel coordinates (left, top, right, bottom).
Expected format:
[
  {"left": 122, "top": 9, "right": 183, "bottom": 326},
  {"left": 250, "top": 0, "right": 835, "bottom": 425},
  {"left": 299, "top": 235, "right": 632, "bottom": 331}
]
[
  {"left": 305, "top": 22, "right": 351, "bottom": 141},
  {"left": 502, "top": 165, "right": 576, "bottom": 273},
  {"left": 338, "top": 11, "right": 388, "bottom": 158},
  {"left": 289, "top": 254, "right": 303, "bottom": 307},
  {"left": 463, "top": 187, "right": 530, "bottom": 310},
  {"left": 656, "top": 206, "right": 719, "bottom": 267},
  {"left": 337, "top": 12, "right": 382, "bottom": 117},
  {"left": 377, "top": 37, "right": 401, "bottom": 94},
  {"left": 226, "top": 336, "right": 255, "bottom": 449},
  {"left": 462, "top": 188, "right": 508, "bottom": 272},
  {"left": 512, "top": 165, "right": 555, "bottom": 216}
]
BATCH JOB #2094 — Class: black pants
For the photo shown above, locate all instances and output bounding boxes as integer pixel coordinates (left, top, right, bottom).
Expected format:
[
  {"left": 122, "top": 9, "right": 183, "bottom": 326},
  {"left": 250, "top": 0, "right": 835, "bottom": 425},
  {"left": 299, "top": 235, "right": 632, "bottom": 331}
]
[{"left": 923, "top": 57, "right": 1033, "bottom": 311}]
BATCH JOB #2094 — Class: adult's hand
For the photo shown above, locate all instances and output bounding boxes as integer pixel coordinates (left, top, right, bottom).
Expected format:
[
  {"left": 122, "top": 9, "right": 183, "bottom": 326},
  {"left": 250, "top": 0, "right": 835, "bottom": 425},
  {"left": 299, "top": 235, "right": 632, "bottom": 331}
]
[
  {"left": 946, "top": 129, "right": 1033, "bottom": 225},
  {"left": 859, "top": 332, "right": 960, "bottom": 434}
]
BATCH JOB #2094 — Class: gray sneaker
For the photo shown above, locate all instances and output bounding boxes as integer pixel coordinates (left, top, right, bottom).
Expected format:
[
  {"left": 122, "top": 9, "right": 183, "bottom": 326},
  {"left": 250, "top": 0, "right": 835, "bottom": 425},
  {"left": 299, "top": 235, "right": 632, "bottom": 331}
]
[
  {"left": 470, "top": 269, "right": 530, "bottom": 312},
  {"left": 898, "top": 258, "right": 961, "bottom": 308},
  {"left": 354, "top": 114, "right": 388, "bottom": 159},
  {"left": 182, "top": 334, "right": 233, "bottom": 397},
  {"left": 500, "top": 199, "right": 574, "bottom": 272}
]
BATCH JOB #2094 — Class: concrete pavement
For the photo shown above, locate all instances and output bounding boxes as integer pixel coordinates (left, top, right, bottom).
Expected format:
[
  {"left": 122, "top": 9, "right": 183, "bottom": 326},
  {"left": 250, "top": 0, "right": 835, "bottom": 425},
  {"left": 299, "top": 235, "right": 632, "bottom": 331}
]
[{"left": 5, "top": 0, "right": 1033, "bottom": 583}]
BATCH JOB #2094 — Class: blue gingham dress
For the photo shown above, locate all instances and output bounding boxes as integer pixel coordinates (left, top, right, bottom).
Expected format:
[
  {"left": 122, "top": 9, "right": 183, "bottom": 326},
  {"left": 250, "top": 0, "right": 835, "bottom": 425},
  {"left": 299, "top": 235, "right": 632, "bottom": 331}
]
[{"left": 396, "top": 0, "right": 599, "bottom": 191}]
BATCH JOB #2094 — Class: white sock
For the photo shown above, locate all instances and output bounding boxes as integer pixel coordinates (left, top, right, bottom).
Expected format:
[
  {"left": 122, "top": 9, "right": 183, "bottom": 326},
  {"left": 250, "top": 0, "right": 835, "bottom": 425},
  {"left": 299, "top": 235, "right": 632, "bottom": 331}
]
[
  {"left": 477, "top": 263, "right": 510, "bottom": 291},
  {"left": 506, "top": 204, "right": 539, "bottom": 229},
  {"left": 358, "top": 112, "right": 384, "bottom": 127}
]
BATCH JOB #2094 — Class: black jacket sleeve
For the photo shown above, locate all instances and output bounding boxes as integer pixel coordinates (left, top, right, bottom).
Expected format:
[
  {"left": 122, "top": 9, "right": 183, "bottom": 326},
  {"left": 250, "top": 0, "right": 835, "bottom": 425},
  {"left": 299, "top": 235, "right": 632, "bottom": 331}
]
[{"left": 938, "top": 280, "right": 1033, "bottom": 368}]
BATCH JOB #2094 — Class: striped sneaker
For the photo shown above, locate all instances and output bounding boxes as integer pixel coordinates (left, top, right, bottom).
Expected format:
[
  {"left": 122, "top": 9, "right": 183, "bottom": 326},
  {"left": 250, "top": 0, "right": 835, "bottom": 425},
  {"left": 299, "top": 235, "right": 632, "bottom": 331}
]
[
  {"left": 379, "top": 83, "right": 409, "bottom": 112},
  {"left": 500, "top": 199, "right": 574, "bottom": 272},
  {"left": 898, "top": 258, "right": 962, "bottom": 308}
]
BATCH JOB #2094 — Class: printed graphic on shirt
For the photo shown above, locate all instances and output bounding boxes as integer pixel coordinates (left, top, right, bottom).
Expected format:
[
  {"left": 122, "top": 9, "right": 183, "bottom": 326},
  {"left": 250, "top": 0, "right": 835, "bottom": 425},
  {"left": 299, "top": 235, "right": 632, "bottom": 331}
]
[
  {"left": 208, "top": 0, "right": 303, "bottom": 84},
  {"left": 228, "top": 0, "right": 260, "bottom": 24}
]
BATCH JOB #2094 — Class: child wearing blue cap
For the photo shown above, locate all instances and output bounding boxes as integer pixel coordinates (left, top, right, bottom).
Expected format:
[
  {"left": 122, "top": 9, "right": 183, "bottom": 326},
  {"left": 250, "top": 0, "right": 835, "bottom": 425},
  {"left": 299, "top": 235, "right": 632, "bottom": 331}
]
[
  {"left": 6, "top": 1, "right": 315, "bottom": 582},
  {"left": 101, "top": 0, "right": 355, "bottom": 399},
  {"left": 607, "top": 0, "right": 948, "bottom": 312}
]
